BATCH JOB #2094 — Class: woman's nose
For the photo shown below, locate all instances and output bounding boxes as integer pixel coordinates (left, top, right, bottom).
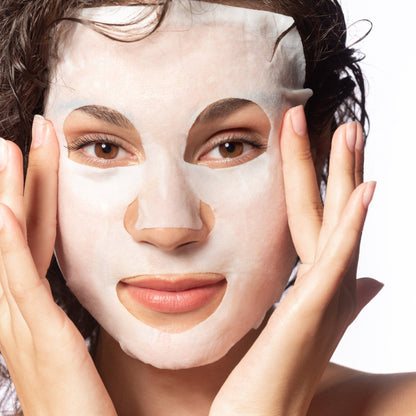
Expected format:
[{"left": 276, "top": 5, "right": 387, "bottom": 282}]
[
  {"left": 124, "top": 199, "right": 214, "bottom": 251},
  {"left": 123, "top": 160, "right": 214, "bottom": 251}
]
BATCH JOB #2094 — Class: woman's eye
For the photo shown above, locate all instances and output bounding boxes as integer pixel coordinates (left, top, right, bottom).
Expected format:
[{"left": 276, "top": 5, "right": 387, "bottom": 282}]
[
  {"left": 195, "top": 132, "right": 268, "bottom": 168},
  {"left": 199, "top": 138, "right": 264, "bottom": 163},
  {"left": 218, "top": 142, "right": 244, "bottom": 158},
  {"left": 91, "top": 143, "right": 121, "bottom": 159},
  {"left": 82, "top": 141, "right": 131, "bottom": 161},
  {"left": 201, "top": 141, "right": 251, "bottom": 161},
  {"left": 67, "top": 135, "right": 138, "bottom": 168}
]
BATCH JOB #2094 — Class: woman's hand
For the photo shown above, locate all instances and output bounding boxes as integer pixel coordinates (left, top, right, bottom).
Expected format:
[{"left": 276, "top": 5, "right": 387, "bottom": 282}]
[
  {"left": 210, "top": 106, "right": 383, "bottom": 416},
  {"left": 0, "top": 116, "right": 117, "bottom": 416}
]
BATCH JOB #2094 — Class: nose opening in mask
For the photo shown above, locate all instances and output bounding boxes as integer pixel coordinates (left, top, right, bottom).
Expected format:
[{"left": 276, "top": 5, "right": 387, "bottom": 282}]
[{"left": 124, "top": 199, "right": 215, "bottom": 251}]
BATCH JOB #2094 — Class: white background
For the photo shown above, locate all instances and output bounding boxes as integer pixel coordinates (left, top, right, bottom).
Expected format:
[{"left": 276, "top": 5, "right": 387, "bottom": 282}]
[{"left": 331, "top": 1, "right": 416, "bottom": 373}]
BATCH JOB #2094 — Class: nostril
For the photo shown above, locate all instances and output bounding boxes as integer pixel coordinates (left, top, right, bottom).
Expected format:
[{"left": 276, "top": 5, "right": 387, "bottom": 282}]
[
  {"left": 177, "top": 240, "right": 200, "bottom": 249},
  {"left": 133, "top": 227, "right": 209, "bottom": 252},
  {"left": 140, "top": 237, "right": 197, "bottom": 252},
  {"left": 143, "top": 239, "right": 198, "bottom": 252}
]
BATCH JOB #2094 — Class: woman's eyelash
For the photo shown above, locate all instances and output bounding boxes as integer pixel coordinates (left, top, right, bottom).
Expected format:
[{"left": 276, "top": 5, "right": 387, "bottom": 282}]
[{"left": 66, "top": 134, "right": 121, "bottom": 152}]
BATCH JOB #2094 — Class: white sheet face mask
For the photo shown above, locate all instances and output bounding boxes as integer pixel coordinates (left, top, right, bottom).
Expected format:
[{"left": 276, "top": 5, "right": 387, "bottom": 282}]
[{"left": 44, "top": 1, "right": 312, "bottom": 369}]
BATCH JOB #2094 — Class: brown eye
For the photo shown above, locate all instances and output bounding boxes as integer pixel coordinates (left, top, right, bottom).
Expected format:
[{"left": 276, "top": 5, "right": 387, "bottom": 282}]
[
  {"left": 94, "top": 143, "right": 119, "bottom": 159},
  {"left": 219, "top": 142, "right": 244, "bottom": 158}
]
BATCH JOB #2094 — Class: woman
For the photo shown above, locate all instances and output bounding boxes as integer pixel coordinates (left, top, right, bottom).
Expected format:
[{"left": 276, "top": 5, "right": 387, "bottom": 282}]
[{"left": 0, "top": 0, "right": 415, "bottom": 415}]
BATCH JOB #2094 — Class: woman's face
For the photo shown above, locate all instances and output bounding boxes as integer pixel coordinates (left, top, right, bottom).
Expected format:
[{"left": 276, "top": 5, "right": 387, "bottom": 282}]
[{"left": 44, "top": 2, "right": 311, "bottom": 369}]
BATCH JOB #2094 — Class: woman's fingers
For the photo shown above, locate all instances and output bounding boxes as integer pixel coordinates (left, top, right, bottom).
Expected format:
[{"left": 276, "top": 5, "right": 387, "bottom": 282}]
[
  {"left": 24, "top": 116, "right": 59, "bottom": 278},
  {"left": 0, "top": 126, "right": 117, "bottom": 416},
  {"left": 0, "top": 139, "right": 25, "bottom": 236},
  {"left": 312, "top": 182, "right": 376, "bottom": 303},
  {"left": 0, "top": 203, "right": 58, "bottom": 336},
  {"left": 318, "top": 123, "right": 358, "bottom": 253},
  {"left": 214, "top": 114, "right": 377, "bottom": 416},
  {"left": 0, "top": 205, "right": 118, "bottom": 416},
  {"left": 0, "top": 139, "right": 25, "bottom": 309},
  {"left": 281, "top": 106, "right": 323, "bottom": 265}
]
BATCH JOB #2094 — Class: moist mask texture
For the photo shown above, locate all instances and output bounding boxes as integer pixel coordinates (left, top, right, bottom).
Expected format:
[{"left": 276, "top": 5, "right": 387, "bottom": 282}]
[{"left": 45, "top": 1, "right": 312, "bottom": 369}]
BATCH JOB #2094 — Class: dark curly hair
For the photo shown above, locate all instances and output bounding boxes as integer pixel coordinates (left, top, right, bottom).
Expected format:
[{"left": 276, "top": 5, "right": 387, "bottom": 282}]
[{"left": 0, "top": 0, "right": 368, "bottom": 413}]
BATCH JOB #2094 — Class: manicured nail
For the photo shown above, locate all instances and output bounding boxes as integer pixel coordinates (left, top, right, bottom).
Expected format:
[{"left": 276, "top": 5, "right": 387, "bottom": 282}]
[
  {"left": 355, "top": 123, "right": 364, "bottom": 152},
  {"left": 0, "top": 137, "right": 9, "bottom": 172},
  {"left": 363, "top": 181, "right": 376, "bottom": 208},
  {"left": 346, "top": 122, "right": 357, "bottom": 152},
  {"left": 290, "top": 105, "right": 308, "bottom": 137},
  {"left": 31, "top": 115, "right": 47, "bottom": 149}
]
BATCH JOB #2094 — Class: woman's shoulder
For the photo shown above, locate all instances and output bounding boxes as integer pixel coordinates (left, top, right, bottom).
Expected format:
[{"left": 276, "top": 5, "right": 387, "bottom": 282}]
[{"left": 308, "top": 362, "right": 416, "bottom": 416}]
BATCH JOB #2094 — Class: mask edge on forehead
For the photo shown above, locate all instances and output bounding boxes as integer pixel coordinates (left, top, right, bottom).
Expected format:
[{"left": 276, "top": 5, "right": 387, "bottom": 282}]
[{"left": 76, "top": 1, "right": 312, "bottom": 100}]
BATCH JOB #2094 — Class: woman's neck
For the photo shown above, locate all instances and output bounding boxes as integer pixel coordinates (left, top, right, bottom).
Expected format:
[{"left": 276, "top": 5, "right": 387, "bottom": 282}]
[{"left": 94, "top": 325, "right": 263, "bottom": 416}]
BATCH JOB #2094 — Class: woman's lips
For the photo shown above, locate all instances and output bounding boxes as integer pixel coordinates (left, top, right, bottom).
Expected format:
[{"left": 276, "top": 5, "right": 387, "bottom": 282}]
[{"left": 119, "top": 273, "right": 226, "bottom": 314}]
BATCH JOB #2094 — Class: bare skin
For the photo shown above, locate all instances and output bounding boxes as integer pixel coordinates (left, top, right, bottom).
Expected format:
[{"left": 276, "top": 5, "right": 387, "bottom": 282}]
[
  {"left": 310, "top": 363, "right": 416, "bottom": 416},
  {"left": 0, "top": 106, "right": 415, "bottom": 416},
  {"left": 95, "top": 333, "right": 416, "bottom": 416},
  {"left": 94, "top": 324, "right": 264, "bottom": 416}
]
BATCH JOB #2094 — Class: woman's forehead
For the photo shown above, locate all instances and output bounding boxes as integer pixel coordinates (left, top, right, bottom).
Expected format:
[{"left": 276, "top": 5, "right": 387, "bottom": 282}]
[
  {"left": 48, "top": 9, "right": 287, "bottom": 122},
  {"left": 48, "top": 2, "right": 306, "bottom": 118}
]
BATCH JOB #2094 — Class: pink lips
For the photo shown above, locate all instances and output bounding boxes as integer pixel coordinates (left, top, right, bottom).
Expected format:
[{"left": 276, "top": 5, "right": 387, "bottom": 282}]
[{"left": 120, "top": 274, "right": 226, "bottom": 314}]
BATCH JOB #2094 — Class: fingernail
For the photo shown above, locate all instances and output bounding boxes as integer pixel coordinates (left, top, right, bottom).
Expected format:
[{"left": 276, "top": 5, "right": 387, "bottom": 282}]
[
  {"left": 346, "top": 122, "right": 357, "bottom": 152},
  {"left": 363, "top": 181, "right": 376, "bottom": 208},
  {"left": 355, "top": 123, "right": 364, "bottom": 152},
  {"left": 31, "top": 115, "right": 47, "bottom": 149},
  {"left": 0, "top": 138, "right": 9, "bottom": 172},
  {"left": 290, "top": 105, "right": 308, "bottom": 137}
]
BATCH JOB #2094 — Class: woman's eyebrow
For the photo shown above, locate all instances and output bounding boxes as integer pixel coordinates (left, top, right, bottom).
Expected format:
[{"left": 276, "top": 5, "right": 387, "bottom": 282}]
[
  {"left": 195, "top": 98, "right": 255, "bottom": 124},
  {"left": 74, "top": 105, "right": 134, "bottom": 129}
]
